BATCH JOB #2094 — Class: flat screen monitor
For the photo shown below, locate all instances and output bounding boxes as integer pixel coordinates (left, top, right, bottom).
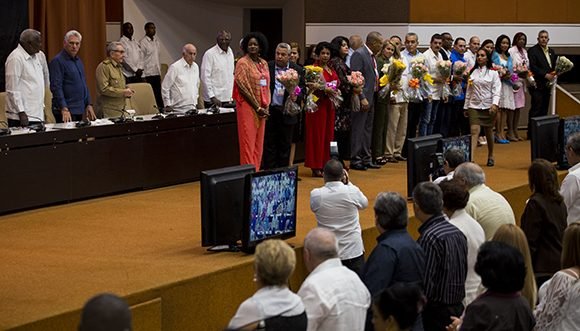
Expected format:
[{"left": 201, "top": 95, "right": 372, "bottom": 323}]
[
  {"left": 407, "top": 134, "right": 442, "bottom": 198},
  {"left": 439, "top": 135, "right": 472, "bottom": 164},
  {"left": 559, "top": 116, "right": 580, "bottom": 169},
  {"left": 530, "top": 115, "right": 559, "bottom": 162},
  {"left": 200, "top": 164, "right": 256, "bottom": 251},
  {"left": 242, "top": 166, "right": 298, "bottom": 253}
]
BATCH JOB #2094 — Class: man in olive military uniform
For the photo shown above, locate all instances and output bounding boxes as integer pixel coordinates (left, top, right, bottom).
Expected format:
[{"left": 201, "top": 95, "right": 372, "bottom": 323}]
[{"left": 95, "top": 41, "right": 135, "bottom": 118}]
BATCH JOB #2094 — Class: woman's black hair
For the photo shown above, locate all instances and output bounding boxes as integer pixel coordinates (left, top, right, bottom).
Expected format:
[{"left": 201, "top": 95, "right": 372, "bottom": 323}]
[
  {"left": 314, "top": 41, "right": 336, "bottom": 58},
  {"left": 330, "top": 36, "right": 349, "bottom": 59},
  {"left": 495, "top": 34, "right": 511, "bottom": 57},
  {"left": 241, "top": 31, "right": 269, "bottom": 58},
  {"left": 469, "top": 47, "right": 493, "bottom": 75},
  {"left": 475, "top": 241, "right": 526, "bottom": 293},
  {"left": 373, "top": 283, "right": 424, "bottom": 330}
]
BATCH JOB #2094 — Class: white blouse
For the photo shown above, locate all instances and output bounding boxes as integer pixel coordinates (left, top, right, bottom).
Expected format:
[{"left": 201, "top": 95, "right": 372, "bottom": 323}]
[
  {"left": 534, "top": 269, "right": 580, "bottom": 331},
  {"left": 508, "top": 46, "right": 529, "bottom": 67},
  {"left": 463, "top": 66, "right": 501, "bottom": 110}
]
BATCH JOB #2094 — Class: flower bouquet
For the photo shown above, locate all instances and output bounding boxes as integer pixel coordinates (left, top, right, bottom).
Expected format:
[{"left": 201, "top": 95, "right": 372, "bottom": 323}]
[
  {"left": 437, "top": 60, "right": 452, "bottom": 99},
  {"left": 303, "top": 65, "right": 326, "bottom": 113},
  {"left": 408, "top": 59, "right": 432, "bottom": 103},
  {"left": 514, "top": 63, "right": 536, "bottom": 88},
  {"left": 492, "top": 63, "right": 509, "bottom": 80},
  {"left": 451, "top": 61, "right": 467, "bottom": 97},
  {"left": 348, "top": 71, "right": 365, "bottom": 112},
  {"left": 325, "top": 80, "right": 343, "bottom": 109},
  {"left": 275, "top": 68, "right": 302, "bottom": 116},
  {"left": 547, "top": 56, "right": 575, "bottom": 88},
  {"left": 378, "top": 58, "right": 406, "bottom": 99}
]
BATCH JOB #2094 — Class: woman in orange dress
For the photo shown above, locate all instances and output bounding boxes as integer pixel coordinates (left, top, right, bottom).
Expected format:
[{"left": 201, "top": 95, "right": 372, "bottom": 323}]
[
  {"left": 233, "top": 32, "right": 270, "bottom": 170},
  {"left": 305, "top": 42, "right": 339, "bottom": 177}
]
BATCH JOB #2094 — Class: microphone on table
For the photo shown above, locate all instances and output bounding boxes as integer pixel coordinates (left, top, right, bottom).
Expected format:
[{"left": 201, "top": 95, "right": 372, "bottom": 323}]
[
  {"left": 109, "top": 106, "right": 133, "bottom": 124},
  {"left": 206, "top": 103, "right": 220, "bottom": 115},
  {"left": 152, "top": 105, "right": 165, "bottom": 120},
  {"left": 7, "top": 111, "right": 46, "bottom": 131},
  {"left": 185, "top": 104, "right": 198, "bottom": 116}
]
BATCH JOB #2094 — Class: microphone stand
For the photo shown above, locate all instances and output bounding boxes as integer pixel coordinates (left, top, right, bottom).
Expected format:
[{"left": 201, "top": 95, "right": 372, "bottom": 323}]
[{"left": 109, "top": 106, "right": 133, "bottom": 124}]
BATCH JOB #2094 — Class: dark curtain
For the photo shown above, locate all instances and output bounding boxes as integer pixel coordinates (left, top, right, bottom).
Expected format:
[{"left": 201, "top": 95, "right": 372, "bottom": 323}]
[{"left": 0, "top": 0, "right": 29, "bottom": 92}]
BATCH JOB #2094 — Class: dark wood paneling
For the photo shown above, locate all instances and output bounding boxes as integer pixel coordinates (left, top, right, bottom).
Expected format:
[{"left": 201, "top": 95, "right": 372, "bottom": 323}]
[
  {"left": 105, "top": 0, "right": 123, "bottom": 22},
  {"left": 305, "top": 0, "right": 409, "bottom": 23}
]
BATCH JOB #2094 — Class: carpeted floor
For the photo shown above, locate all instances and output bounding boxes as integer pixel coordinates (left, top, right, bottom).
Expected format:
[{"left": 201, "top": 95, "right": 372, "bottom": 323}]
[{"left": 0, "top": 138, "right": 545, "bottom": 330}]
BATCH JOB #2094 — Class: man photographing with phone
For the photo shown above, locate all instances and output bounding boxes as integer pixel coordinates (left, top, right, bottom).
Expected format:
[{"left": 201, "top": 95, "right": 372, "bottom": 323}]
[{"left": 310, "top": 159, "right": 369, "bottom": 276}]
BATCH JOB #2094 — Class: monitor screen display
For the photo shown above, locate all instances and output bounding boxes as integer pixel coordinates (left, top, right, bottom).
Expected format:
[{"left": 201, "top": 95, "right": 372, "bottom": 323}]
[
  {"left": 242, "top": 166, "right": 298, "bottom": 251},
  {"left": 440, "top": 135, "right": 472, "bottom": 164},
  {"left": 559, "top": 116, "right": 580, "bottom": 168},
  {"left": 530, "top": 115, "right": 559, "bottom": 162}
]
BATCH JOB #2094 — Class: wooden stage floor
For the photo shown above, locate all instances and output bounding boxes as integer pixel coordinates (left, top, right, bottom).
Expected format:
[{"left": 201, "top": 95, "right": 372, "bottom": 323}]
[{"left": 0, "top": 139, "right": 544, "bottom": 330}]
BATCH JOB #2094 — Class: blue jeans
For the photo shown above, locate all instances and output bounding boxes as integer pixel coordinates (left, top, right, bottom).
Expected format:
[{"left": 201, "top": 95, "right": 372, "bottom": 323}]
[{"left": 419, "top": 99, "right": 440, "bottom": 136}]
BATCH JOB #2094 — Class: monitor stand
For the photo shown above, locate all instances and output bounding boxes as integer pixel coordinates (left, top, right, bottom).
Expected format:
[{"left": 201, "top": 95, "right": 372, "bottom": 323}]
[{"left": 207, "top": 244, "right": 240, "bottom": 252}]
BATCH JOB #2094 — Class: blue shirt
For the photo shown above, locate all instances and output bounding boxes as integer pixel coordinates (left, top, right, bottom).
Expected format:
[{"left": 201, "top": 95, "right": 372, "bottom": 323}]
[
  {"left": 271, "top": 63, "right": 289, "bottom": 106},
  {"left": 450, "top": 49, "right": 467, "bottom": 101},
  {"left": 49, "top": 50, "right": 90, "bottom": 115}
]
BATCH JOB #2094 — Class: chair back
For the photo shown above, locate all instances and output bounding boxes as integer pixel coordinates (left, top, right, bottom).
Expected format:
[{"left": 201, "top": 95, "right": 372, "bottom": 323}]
[
  {"left": 0, "top": 92, "right": 7, "bottom": 128},
  {"left": 44, "top": 87, "right": 56, "bottom": 123},
  {"left": 127, "top": 83, "right": 158, "bottom": 115}
]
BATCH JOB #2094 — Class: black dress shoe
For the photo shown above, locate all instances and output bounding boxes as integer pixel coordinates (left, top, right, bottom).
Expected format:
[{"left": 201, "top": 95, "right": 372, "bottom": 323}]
[
  {"left": 487, "top": 158, "right": 495, "bottom": 167},
  {"left": 350, "top": 164, "right": 368, "bottom": 171},
  {"left": 365, "top": 162, "right": 382, "bottom": 169}
]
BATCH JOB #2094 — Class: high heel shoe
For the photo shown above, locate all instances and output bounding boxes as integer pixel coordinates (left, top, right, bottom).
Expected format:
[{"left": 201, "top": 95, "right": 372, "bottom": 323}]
[{"left": 487, "top": 157, "right": 495, "bottom": 167}]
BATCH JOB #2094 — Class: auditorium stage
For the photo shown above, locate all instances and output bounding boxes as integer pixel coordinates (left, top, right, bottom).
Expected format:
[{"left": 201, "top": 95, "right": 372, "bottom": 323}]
[{"left": 0, "top": 139, "right": 547, "bottom": 330}]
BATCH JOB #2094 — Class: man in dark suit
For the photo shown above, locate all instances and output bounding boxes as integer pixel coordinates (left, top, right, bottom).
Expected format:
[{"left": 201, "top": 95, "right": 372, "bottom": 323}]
[
  {"left": 263, "top": 43, "right": 306, "bottom": 170},
  {"left": 528, "top": 30, "right": 557, "bottom": 137},
  {"left": 350, "top": 31, "right": 383, "bottom": 171}
]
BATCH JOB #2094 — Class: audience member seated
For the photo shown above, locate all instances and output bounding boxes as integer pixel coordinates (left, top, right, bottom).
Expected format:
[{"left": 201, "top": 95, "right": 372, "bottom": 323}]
[
  {"left": 371, "top": 283, "right": 426, "bottom": 331},
  {"left": 560, "top": 132, "right": 580, "bottom": 225},
  {"left": 78, "top": 293, "right": 132, "bottom": 331},
  {"left": 298, "top": 228, "right": 371, "bottom": 331},
  {"left": 492, "top": 224, "right": 537, "bottom": 310},
  {"left": 433, "top": 148, "right": 465, "bottom": 184},
  {"left": 439, "top": 179, "right": 485, "bottom": 307},
  {"left": 310, "top": 159, "right": 368, "bottom": 276},
  {"left": 227, "top": 239, "right": 306, "bottom": 331},
  {"left": 448, "top": 241, "right": 535, "bottom": 331},
  {"left": 362, "top": 191, "right": 425, "bottom": 331},
  {"left": 414, "top": 182, "right": 467, "bottom": 331},
  {"left": 521, "top": 159, "right": 567, "bottom": 285},
  {"left": 454, "top": 162, "right": 515, "bottom": 240},
  {"left": 534, "top": 222, "right": 580, "bottom": 331}
]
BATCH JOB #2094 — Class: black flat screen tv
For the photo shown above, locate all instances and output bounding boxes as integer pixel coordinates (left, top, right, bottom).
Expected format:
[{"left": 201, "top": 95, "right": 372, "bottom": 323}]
[
  {"left": 241, "top": 166, "right": 298, "bottom": 253},
  {"left": 407, "top": 134, "right": 442, "bottom": 198},
  {"left": 559, "top": 116, "right": 580, "bottom": 169},
  {"left": 200, "top": 164, "right": 256, "bottom": 251},
  {"left": 530, "top": 115, "right": 559, "bottom": 162}
]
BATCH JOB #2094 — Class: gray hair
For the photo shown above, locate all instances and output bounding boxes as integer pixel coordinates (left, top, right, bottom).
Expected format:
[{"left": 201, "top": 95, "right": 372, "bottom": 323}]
[
  {"left": 374, "top": 192, "right": 408, "bottom": 230},
  {"left": 405, "top": 32, "right": 418, "bottom": 42},
  {"left": 567, "top": 132, "right": 580, "bottom": 156},
  {"left": 64, "top": 30, "right": 82, "bottom": 42},
  {"left": 304, "top": 228, "right": 338, "bottom": 261},
  {"left": 413, "top": 182, "right": 443, "bottom": 215},
  {"left": 20, "top": 29, "right": 41, "bottom": 44},
  {"left": 455, "top": 162, "right": 486, "bottom": 188},
  {"left": 276, "top": 42, "right": 291, "bottom": 52},
  {"left": 106, "top": 41, "right": 123, "bottom": 55}
]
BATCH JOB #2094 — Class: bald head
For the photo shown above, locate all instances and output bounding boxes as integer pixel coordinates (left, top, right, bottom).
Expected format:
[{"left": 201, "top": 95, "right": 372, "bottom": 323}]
[
  {"left": 366, "top": 31, "right": 383, "bottom": 55},
  {"left": 79, "top": 293, "right": 132, "bottom": 331},
  {"left": 19, "top": 29, "right": 42, "bottom": 55},
  {"left": 454, "top": 162, "right": 486, "bottom": 189},
  {"left": 303, "top": 228, "right": 339, "bottom": 272},
  {"left": 349, "top": 35, "right": 363, "bottom": 50},
  {"left": 182, "top": 43, "right": 197, "bottom": 65}
]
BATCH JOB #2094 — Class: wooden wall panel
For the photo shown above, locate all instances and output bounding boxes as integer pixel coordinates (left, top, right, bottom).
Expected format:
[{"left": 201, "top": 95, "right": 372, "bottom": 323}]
[
  {"left": 410, "top": 0, "right": 464, "bottom": 23},
  {"left": 566, "top": 0, "right": 580, "bottom": 23},
  {"left": 465, "top": 0, "right": 517, "bottom": 23},
  {"left": 516, "top": 0, "right": 567, "bottom": 22},
  {"left": 305, "top": 0, "right": 409, "bottom": 23}
]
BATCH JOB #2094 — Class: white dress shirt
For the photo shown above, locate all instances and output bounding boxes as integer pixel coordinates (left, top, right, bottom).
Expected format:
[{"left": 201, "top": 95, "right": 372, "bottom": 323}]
[
  {"left": 139, "top": 35, "right": 161, "bottom": 77},
  {"left": 161, "top": 58, "right": 200, "bottom": 111},
  {"left": 433, "top": 170, "right": 454, "bottom": 184},
  {"left": 5, "top": 44, "right": 49, "bottom": 121},
  {"left": 464, "top": 67, "right": 501, "bottom": 110},
  {"left": 310, "top": 181, "right": 368, "bottom": 260},
  {"left": 464, "top": 49, "right": 476, "bottom": 70},
  {"left": 200, "top": 44, "right": 234, "bottom": 103},
  {"left": 465, "top": 184, "right": 516, "bottom": 240},
  {"left": 119, "top": 35, "right": 143, "bottom": 78},
  {"left": 228, "top": 286, "right": 305, "bottom": 329},
  {"left": 298, "top": 258, "right": 371, "bottom": 331},
  {"left": 560, "top": 162, "right": 580, "bottom": 224},
  {"left": 448, "top": 209, "right": 485, "bottom": 307},
  {"left": 423, "top": 48, "right": 444, "bottom": 100}
]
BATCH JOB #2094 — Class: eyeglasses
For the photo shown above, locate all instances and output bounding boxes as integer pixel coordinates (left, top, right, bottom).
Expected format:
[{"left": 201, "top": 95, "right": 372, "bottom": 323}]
[{"left": 113, "top": 50, "right": 125, "bottom": 54}]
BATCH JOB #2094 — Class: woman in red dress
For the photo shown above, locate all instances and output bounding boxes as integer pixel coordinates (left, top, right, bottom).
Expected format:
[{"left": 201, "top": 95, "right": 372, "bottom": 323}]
[
  {"left": 233, "top": 32, "right": 270, "bottom": 170},
  {"left": 305, "top": 42, "right": 339, "bottom": 177}
]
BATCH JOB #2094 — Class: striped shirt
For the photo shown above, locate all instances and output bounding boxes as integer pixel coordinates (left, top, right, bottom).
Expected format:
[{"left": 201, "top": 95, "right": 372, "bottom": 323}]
[{"left": 418, "top": 214, "right": 468, "bottom": 305}]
